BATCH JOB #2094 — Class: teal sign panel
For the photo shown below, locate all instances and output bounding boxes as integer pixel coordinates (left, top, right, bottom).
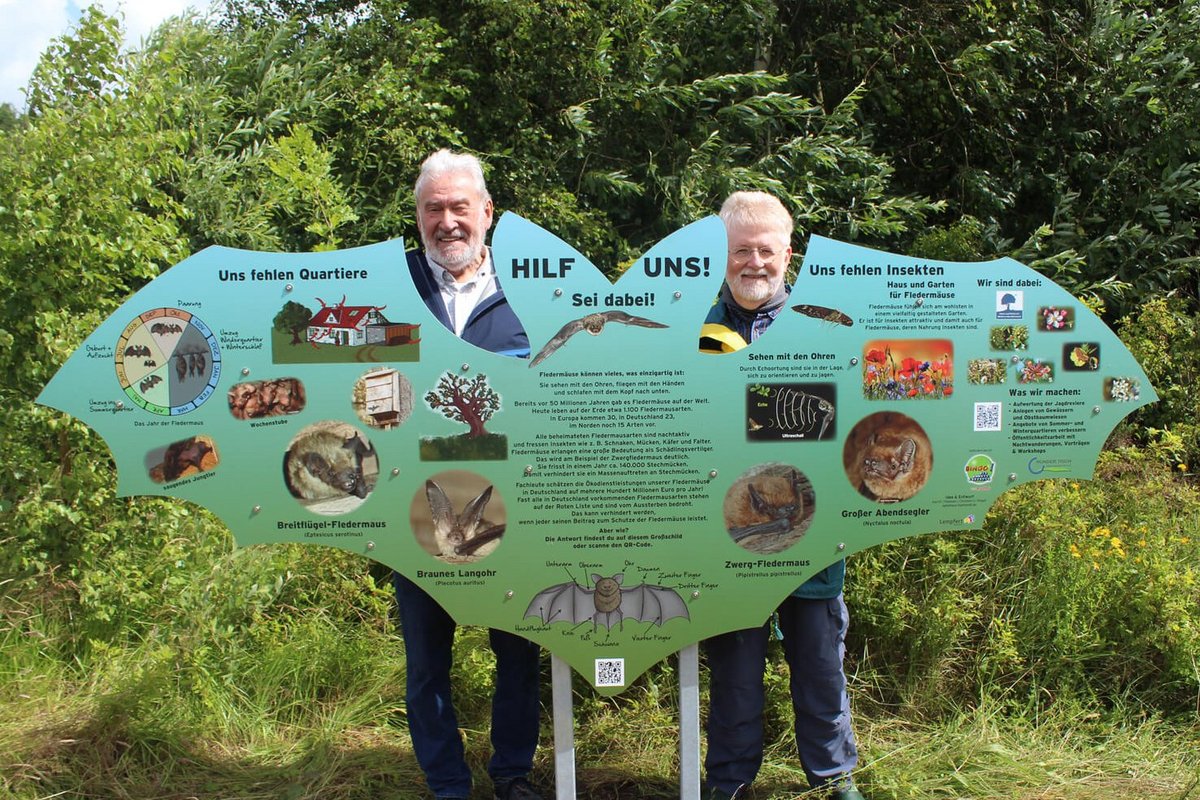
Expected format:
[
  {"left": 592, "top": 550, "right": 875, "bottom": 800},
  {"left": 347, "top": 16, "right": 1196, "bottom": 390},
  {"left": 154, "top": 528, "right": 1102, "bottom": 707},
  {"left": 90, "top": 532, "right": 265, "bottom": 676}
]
[{"left": 37, "top": 219, "right": 1156, "bottom": 694}]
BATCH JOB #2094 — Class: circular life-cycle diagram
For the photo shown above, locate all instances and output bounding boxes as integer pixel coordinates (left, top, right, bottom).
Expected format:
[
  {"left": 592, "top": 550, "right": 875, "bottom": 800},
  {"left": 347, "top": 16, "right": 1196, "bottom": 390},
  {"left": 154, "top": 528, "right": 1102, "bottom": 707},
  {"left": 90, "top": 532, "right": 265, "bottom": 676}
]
[{"left": 115, "top": 308, "right": 221, "bottom": 415}]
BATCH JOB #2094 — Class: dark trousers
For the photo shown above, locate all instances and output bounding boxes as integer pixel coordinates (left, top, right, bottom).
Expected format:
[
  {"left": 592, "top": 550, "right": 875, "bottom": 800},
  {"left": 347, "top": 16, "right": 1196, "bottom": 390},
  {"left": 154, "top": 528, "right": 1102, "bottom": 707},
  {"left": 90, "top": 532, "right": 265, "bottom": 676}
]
[
  {"left": 704, "top": 593, "right": 858, "bottom": 795},
  {"left": 394, "top": 573, "right": 541, "bottom": 798}
]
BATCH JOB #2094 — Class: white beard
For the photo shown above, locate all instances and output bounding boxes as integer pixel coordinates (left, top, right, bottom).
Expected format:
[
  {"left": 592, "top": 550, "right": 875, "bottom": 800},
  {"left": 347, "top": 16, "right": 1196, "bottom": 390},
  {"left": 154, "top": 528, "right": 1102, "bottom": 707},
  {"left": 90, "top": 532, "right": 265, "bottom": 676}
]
[
  {"left": 731, "top": 273, "right": 778, "bottom": 307},
  {"left": 424, "top": 231, "right": 482, "bottom": 273}
]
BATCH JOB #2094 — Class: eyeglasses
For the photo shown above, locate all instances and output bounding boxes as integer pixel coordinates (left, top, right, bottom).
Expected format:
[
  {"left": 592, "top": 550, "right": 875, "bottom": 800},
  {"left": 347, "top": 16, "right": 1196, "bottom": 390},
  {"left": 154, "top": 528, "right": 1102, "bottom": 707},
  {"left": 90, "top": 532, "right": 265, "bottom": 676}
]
[{"left": 729, "top": 247, "right": 781, "bottom": 264}]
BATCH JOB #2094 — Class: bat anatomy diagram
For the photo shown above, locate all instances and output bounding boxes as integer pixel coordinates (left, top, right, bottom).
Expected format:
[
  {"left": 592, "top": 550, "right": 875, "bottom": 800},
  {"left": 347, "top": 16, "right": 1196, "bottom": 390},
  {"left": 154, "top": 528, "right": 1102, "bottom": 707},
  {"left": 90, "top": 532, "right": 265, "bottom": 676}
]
[{"left": 524, "top": 573, "right": 691, "bottom": 632}]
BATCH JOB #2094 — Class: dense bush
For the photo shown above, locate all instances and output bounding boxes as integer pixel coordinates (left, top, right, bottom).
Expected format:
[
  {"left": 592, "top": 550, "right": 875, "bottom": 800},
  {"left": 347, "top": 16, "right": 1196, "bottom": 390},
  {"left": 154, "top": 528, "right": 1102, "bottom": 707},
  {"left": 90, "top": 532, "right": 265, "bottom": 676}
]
[{"left": 851, "top": 448, "right": 1200, "bottom": 716}]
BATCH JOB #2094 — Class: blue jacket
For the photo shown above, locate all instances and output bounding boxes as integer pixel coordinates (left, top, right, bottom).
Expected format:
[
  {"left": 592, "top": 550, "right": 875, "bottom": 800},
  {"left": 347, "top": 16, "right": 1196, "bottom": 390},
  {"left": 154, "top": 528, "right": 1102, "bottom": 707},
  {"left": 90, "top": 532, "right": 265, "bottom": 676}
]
[{"left": 407, "top": 250, "right": 530, "bottom": 357}]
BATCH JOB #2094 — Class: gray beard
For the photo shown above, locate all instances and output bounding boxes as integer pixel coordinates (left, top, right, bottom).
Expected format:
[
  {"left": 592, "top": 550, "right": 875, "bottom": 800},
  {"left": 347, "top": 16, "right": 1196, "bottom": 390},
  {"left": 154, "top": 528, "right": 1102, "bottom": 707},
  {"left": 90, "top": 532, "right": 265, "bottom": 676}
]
[{"left": 423, "top": 233, "right": 482, "bottom": 273}]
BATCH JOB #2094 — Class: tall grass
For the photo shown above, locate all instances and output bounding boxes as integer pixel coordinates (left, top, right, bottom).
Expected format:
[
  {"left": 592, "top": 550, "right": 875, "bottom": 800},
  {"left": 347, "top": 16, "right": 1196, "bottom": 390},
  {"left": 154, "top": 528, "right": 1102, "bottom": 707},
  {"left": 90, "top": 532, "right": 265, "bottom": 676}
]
[{"left": 2, "top": 451, "right": 1199, "bottom": 798}]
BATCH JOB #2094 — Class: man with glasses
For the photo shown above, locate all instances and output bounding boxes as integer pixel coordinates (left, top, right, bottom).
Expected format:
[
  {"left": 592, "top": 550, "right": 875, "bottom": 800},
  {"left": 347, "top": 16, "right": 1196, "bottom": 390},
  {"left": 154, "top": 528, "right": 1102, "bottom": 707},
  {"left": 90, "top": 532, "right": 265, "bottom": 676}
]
[{"left": 700, "top": 191, "right": 867, "bottom": 800}]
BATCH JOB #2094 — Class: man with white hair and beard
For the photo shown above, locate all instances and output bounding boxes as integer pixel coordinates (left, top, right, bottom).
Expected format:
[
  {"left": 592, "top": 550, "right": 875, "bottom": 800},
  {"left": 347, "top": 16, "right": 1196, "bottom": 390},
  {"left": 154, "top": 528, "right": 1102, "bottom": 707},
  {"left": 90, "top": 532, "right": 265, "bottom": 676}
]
[
  {"left": 395, "top": 150, "right": 541, "bottom": 800},
  {"left": 700, "top": 191, "right": 867, "bottom": 800}
]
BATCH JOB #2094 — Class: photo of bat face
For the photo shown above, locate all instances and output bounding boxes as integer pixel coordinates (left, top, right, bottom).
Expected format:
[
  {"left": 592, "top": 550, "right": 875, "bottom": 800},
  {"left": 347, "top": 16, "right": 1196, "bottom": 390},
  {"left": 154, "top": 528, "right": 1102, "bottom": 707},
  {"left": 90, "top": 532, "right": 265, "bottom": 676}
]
[
  {"left": 524, "top": 572, "right": 691, "bottom": 631},
  {"left": 410, "top": 470, "right": 506, "bottom": 564}
]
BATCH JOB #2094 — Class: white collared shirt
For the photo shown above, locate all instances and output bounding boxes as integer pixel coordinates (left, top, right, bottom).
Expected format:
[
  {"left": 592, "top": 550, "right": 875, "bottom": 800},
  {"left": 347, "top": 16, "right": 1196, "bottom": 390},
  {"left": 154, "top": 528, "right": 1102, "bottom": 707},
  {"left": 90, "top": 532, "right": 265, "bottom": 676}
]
[{"left": 426, "top": 249, "right": 499, "bottom": 336}]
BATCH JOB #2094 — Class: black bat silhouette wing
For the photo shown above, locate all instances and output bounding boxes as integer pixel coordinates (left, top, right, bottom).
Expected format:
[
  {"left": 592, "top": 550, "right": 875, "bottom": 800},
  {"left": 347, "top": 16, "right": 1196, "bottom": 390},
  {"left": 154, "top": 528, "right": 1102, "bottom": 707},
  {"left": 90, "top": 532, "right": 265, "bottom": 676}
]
[
  {"left": 529, "top": 319, "right": 587, "bottom": 367},
  {"left": 524, "top": 581, "right": 593, "bottom": 625},
  {"left": 619, "top": 583, "right": 691, "bottom": 626}
]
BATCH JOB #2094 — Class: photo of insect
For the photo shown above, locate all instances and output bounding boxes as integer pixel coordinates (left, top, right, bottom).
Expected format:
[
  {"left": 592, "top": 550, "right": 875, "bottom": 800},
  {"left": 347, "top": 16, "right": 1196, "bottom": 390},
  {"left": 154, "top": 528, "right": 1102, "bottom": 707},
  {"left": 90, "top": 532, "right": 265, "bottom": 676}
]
[
  {"left": 150, "top": 322, "right": 183, "bottom": 335},
  {"left": 425, "top": 479, "right": 505, "bottom": 559},
  {"left": 530, "top": 310, "right": 669, "bottom": 367},
  {"left": 124, "top": 344, "right": 151, "bottom": 358},
  {"left": 791, "top": 303, "right": 854, "bottom": 327},
  {"left": 138, "top": 375, "right": 162, "bottom": 394},
  {"left": 524, "top": 572, "right": 690, "bottom": 631}
]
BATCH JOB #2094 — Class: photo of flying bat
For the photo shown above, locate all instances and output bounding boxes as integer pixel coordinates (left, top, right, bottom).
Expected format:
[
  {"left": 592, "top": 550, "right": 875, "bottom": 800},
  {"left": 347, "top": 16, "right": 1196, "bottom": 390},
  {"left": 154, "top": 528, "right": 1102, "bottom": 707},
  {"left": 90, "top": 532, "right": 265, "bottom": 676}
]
[
  {"left": 138, "top": 375, "right": 162, "bottom": 394},
  {"left": 425, "top": 478, "right": 505, "bottom": 559},
  {"left": 124, "top": 344, "right": 151, "bottom": 358},
  {"left": 529, "top": 310, "right": 669, "bottom": 367},
  {"left": 150, "top": 322, "right": 183, "bottom": 335},
  {"left": 792, "top": 303, "right": 854, "bottom": 327},
  {"left": 524, "top": 573, "right": 690, "bottom": 631}
]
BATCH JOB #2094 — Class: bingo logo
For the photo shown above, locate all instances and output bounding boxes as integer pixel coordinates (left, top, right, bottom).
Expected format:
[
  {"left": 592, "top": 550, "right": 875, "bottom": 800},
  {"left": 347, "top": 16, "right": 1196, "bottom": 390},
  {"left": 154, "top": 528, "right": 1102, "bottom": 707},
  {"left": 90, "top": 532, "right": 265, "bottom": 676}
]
[{"left": 964, "top": 454, "right": 996, "bottom": 486}]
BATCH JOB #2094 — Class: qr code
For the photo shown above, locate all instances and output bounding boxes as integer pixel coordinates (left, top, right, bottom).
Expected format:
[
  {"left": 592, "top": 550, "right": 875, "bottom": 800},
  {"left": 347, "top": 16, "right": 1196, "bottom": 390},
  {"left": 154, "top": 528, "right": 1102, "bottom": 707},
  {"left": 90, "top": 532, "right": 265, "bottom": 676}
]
[
  {"left": 974, "top": 402, "right": 1002, "bottom": 432},
  {"left": 595, "top": 658, "right": 625, "bottom": 688}
]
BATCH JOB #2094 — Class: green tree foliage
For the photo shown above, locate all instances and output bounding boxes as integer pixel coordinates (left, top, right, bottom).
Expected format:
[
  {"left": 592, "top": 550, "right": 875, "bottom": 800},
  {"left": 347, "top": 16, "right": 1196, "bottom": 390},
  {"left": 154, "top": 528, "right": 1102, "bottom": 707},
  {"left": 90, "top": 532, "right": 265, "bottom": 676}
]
[
  {"left": 3, "top": 0, "right": 1200, "bottom": 732},
  {"left": 273, "top": 300, "right": 315, "bottom": 343},
  {"left": 424, "top": 372, "right": 501, "bottom": 437}
]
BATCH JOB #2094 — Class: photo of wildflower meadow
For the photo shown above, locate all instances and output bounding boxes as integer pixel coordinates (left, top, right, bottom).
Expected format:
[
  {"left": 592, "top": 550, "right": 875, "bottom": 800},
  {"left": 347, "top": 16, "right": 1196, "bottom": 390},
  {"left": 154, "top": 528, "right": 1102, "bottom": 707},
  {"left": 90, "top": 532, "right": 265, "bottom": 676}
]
[{"left": 862, "top": 340, "right": 953, "bottom": 400}]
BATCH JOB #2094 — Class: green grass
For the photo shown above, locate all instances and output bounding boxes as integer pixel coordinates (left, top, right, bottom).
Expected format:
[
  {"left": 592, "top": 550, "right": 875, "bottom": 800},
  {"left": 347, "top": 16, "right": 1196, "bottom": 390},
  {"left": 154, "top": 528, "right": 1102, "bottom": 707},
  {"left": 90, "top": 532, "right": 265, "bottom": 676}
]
[
  {"left": 2, "top": 620, "right": 1198, "bottom": 799},
  {"left": 2, "top": 452, "right": 1199, "bottom": 799}
]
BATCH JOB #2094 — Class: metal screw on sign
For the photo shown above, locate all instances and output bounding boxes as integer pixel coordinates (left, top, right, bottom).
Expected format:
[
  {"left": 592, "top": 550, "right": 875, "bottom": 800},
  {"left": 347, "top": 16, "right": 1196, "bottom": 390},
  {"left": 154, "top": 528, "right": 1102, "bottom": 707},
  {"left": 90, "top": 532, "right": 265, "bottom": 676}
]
[
  {"left": 366, "top": 541, "right": 375, "bottom": 551},
  {"left": 554, "top": 288, "right": 563, "bottom": 297},
  {"left": 850, "top": 357, "right": 859, "bottom": 366},
  {"left": 391, "top": 468, "right": 400, "bottom": 477},
  {"left": 524, "top": 465, "right": 534, "bottom": 476},
  {"left": 285, "top": 283, "right": 293, "bottom": 292},
  {"left": 461, "top": 363, "right": 470, "bottom": 372}
]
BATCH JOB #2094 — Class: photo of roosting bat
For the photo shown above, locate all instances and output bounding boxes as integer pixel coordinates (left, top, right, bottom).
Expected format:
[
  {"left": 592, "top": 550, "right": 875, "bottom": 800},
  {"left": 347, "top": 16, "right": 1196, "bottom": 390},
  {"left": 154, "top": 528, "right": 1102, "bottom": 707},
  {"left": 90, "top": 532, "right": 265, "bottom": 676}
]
[
  {"left": 529, "top": 310, "right": 669, "bottom": 367},
  {"left": 524, "top": 573, "right": 690, "bottom": 631},
  {"left": 147, "top": 434, "right": 219, "bottom": 483},
  {"left": 723, "top": 463, "right": 815, "bottom": 554},
  {"left": 283, "top": 421, "right": 377, "bottom": 509}
]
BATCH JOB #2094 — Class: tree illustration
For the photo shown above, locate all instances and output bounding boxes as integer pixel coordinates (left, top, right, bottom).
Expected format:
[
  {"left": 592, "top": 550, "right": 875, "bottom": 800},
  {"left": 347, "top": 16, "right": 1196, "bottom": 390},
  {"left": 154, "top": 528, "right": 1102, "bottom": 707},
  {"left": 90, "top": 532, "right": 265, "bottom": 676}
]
[
  {"left": 425, "top": 372, "right": 501, "bottom": 438},
  {"left": 273, "top": 301, "right": 313, "bottom": 345}
]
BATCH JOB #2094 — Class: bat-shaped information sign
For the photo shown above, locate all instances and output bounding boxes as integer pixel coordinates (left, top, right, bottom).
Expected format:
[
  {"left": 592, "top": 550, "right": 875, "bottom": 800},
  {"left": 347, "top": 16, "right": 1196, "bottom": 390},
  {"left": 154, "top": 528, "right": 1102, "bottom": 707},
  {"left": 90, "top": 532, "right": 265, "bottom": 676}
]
[{"left": 38, "top": 216, "right": 1156, "bottom": 694}]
